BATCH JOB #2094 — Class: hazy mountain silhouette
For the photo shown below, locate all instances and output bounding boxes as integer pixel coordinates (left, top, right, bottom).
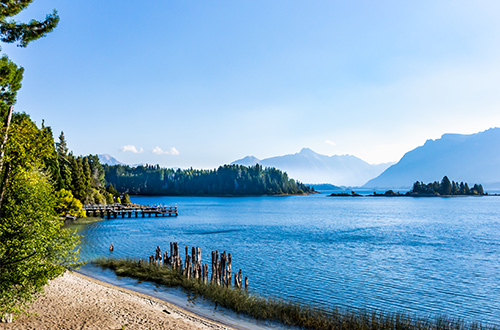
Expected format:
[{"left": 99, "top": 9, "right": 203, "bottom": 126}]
[
  {"left": 98, "top": 154, "right": 125, "bottom": 166},
  {"left": 363, "top": 128, "right": 500, "bottom": 189},
  {"left": 232, "top": 148, "right": 392, "bottom": 186},
  {"left": 232, "top": 155, "right": 261, "bottom": 167}
]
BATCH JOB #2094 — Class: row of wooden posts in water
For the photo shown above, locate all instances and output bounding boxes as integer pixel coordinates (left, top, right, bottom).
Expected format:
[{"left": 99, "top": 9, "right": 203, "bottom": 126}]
[{"left": 146, "top": 242, "right": 248, "bottom": 289}]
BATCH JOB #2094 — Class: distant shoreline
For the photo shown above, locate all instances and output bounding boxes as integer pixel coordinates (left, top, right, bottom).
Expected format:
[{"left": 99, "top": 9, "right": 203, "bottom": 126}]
[{"left": 328, "top": 192, "right": 499, "bottom": 197}]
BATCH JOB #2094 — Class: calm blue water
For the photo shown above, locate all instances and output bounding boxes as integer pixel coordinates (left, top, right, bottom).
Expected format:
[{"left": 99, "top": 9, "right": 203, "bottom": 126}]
[{"left": 72, "top": 194, "right": 500, "bottom": 327}]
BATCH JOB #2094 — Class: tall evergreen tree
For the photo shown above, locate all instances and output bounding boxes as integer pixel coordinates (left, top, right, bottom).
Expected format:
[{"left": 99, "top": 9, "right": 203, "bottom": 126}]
[
  {"left": 81, "top": 156, "right": 91, "bottom": 192},
  {"left": 440, "top": 176, "right": 452, "bottom": 195},
  {"left": 69, "top": 155, "right": 85, "bottom": 201},
  {"left": 55, "top": 132, "right": 71, "bottom": 189}
]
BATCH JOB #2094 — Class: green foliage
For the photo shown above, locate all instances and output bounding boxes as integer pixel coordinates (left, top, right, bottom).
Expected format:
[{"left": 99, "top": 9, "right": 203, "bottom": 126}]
[
  {"left": 0, "top": 1, "right": 84, "bottom": 320},
  {"left": 54, "top": 188, "right": 86, "bottom": 218},
  {"left": 106, "top": 183, "right": 119, "bottom": 197},
  {"left": 104, "top": 191, "right": 114, "bottom": 204},
  {"left": 440, "top": 176, "right": 452, "bottom": 196},
  {"left": 0, "top": 55, "right": 23, "bottom": 118},
  {"left": 410, "top": 176, "right": 485, "bottom": 196},
  {"left": 104, "top": 164, "right": 314, "bottom": 196},
  {"left": 54, "top": 137, "right": 107, "bottom": 205},
  {"left": 69, "top": 155, "right": 86, "bottom": 201},
  {"left": 3, "top": 113, "right": 58, "bottom": 173},
  {"left": 0, "top": 168, "right": 81, "bottom": 318},
  {"left": 121, "top": 193, "right": 131, "bottom": 205},
  {"left": 55, "top": 131, "right": 71, "bottom": 190},
  {"left": 95, "top": 257, "right": 496, "bottom": 330},
  {"left": 0, "top": 1, "right": 59, "bottom": 49}
]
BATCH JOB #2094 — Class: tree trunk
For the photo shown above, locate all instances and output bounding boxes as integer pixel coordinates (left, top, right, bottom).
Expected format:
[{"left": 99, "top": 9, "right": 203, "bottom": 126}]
[{"left": 0, "top": 105, "right": 14, "bottom": 212}]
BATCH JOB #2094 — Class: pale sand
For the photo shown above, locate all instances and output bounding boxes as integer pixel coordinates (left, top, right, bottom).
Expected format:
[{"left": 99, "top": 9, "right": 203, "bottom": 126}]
[{"left": 0, "top": 272, "right": 236, "bottom": 330}]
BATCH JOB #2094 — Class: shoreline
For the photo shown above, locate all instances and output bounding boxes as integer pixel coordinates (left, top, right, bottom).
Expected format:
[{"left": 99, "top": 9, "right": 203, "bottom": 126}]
[{"left": 1, "top": 271, "right": 236, "bottom": 330}]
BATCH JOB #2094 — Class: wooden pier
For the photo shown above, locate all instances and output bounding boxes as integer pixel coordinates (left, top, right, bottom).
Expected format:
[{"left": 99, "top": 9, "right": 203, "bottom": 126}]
[{"left": 83, "top": 204, "right": 178, "bottom": 218}]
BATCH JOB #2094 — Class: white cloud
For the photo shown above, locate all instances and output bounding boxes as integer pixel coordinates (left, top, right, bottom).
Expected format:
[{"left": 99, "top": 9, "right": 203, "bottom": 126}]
[
  {"left": 152, "top": 146, "right": 180, "bottom": 156},
  {"left": 120, "top": 145, "right": 143, "bottom": 153},
  {"left": 325, "top": 140, "right": 336, "bottom": 147}
]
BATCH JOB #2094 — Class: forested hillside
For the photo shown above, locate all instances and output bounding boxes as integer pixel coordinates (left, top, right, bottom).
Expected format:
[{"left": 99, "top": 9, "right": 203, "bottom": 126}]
[
  {"left": 55, "top": 133, "right": 118, "bottom": 206},
  {"left": 104, "top": 164, "right": 314, "bottom": 196}
]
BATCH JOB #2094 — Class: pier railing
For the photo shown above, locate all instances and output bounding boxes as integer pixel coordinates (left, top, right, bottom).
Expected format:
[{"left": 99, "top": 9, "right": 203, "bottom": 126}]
[{"left": 83, "top": 204, "right": 178, "bottom": 218}]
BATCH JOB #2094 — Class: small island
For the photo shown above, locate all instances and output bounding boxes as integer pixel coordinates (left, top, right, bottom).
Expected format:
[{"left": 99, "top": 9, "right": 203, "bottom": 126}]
[
  {"left": 329, "top": 191, "right": 361, "bottom": 197},
  {"left": 329, "top": 176, "right": 487, "bottom": 197},
  {"left": 372, "top": 176, "right": 486, "bottom": 197}
]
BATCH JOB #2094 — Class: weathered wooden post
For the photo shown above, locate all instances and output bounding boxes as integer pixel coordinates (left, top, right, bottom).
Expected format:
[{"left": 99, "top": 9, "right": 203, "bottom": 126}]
[
  {"left": 245, "top": 276, "right": 248, "bottom": 290},
  {"left": 191, "top": 246, "right": 196, "bottom": 278},
  {"left": 174, "top": 243, "right": 179, "bottom": 268},
  {"left": 185, "top": 255, "right": 191, "bottom": 278},
  {"left": 163, "top": 251, "right": 169, "bottom": 267},
  {"left": 155, "top": 246, "right": 162, "bottom": 265},
  {"left": 109, "top": 243, "right": 114, "bottom": 252},
  {"left": 211, "top": 251, "right": 216, "bottom": 283},
  {"left": 221, "top": 251, "right": 227, "bottom": 286},
  {"left": 177, "top": 256, "right": 182, "bottom": 272},
  {"left": 216, "top": 259, "right": 221, "bottom": 286},
  {"left": 234, "top": 269, "right": 242, "bottom": 288},
  {"left": 196, "top": 247, "right": 201, "bottom": 280},
  {"left": 170, "top": 242, "right": 174, "bottom": 263},
  {"left": 202, "top": 263, "right": 208, "bottom": 284},
  {"left": 226, "top": 253, "right": 232, "bottom": 288}
]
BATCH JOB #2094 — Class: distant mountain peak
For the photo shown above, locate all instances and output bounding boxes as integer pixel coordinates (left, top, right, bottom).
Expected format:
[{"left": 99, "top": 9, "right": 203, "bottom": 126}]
[
  {"left": 299, "top": 147, "right": 316, "bottom": 154},
  {"left": 363, "top": 127, "right": 500, "bottom": 189},
  {"left": 230, "top": 155, "right": 260, "bottom": 167},
  {"left": 231, "top": 148, "right": 391, "bottom": 186},
  {"left": 98, "top": 154, "right": 125, "bottom": 166}
]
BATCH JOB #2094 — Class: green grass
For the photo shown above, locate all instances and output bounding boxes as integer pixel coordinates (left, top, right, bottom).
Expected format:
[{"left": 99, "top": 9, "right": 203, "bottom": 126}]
[{"left": 93, "top": 257, "right": 498, "bottom": 330}]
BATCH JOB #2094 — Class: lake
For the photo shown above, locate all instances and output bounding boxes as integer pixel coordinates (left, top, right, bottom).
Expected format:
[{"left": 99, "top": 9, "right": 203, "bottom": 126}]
[{"left": 72, "top": 193, "right": 500, "bottom": 327}]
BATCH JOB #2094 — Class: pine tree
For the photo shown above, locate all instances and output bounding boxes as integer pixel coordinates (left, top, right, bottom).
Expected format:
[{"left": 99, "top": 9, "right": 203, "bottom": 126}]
[
  {"left": 55, "top": 132, "right": 71, "bottom": 189},
  {"left": 0, "top": 1, "right": 59, "bottom": 49},
  {"left": 81, "top": 156, "right": 91, "bottom": 192},
  {"left": 440, "top": 176, "right": 452, "bottom": 195},
  {"left": 69, "top": 155, "right": 86, "bottom": 201}
]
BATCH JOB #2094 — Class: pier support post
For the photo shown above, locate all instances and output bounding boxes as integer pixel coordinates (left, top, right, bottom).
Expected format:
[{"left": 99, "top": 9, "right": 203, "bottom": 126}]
[
  {"left": 226, "top": 253, "right": 231, "bottom": 288},
  {"left": 221, "top": 251, "right": 227, "bottom": 286},
  {"left": 196, "top": 247, "right": 201, "bottom": 280},
  {"left": 211, "top": 251, "right": 216, "bottom": 283}
]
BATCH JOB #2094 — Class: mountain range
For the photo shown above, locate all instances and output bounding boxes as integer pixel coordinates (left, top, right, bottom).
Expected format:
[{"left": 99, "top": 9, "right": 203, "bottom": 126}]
[
  {"left": 231, "top": 148, "right": 393, "bottom": 186},
  {"left": 98, "top": 127, "right": 500, "bottom": 189},
  {"left": 363, "top": 128, "right": 500, "bottom": 189}
]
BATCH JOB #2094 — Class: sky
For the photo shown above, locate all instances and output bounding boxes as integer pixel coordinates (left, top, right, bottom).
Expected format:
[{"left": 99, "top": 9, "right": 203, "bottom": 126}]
[{"left": 3, "top": 1, "right": 500, "bottom": 169}]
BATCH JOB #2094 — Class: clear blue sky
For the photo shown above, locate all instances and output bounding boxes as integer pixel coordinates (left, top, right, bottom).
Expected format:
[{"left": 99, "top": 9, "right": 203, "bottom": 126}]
[{"left": 4, "top": 1, "right": 500, "bottom": 168}]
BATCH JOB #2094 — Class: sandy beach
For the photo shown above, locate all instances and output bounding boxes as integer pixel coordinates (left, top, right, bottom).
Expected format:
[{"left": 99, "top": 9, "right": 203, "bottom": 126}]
[{"left": 0, "top": 271, "right": 235, "bottom": 330}]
